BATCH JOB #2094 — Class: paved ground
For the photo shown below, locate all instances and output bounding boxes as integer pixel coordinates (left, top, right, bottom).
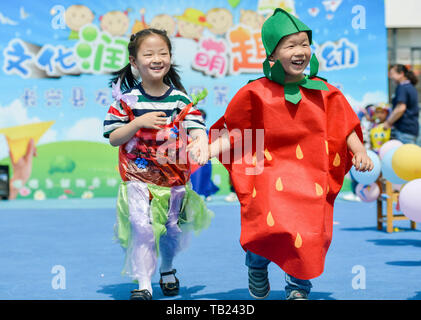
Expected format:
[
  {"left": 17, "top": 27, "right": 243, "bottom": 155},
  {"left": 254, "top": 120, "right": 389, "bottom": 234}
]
[{"left": 0, "top": 196, "right": 420, "bottom": 300}]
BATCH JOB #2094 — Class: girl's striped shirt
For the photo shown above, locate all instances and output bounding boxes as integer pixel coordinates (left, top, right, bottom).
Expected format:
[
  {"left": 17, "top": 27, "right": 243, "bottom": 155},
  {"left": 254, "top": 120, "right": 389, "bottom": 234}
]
[{"left": 103, "top": 84, "right": 205, "bottom": 138}]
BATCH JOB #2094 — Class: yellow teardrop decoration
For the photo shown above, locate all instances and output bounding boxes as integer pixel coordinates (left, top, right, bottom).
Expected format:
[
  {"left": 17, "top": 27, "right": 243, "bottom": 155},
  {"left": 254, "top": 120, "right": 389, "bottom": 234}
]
[
  {"left": 295, "top": 232, "right": 303, "bottom": 248},
  {"left": 267, "top": 211, "right": 275, "bottom": 227},
  {"left": 252, "top": 153, "right": 256, "bottom": 166},
  {"left": 296, "top": 144, "right": 304, "bottom": 159},
  {"left": 276, "top": 177, "right": 283, "bottom": 191},
  {"left": 326, "top": 185, "right": 330, "bottom": 194},
  {"left": 252, "top": 187, "right": 257, "bottom": 198},
  {"left": 333, "top": 153, "right": 341, "bottom": 167},
  {"left": 325, "top": 140, "right": 329, "bottom": 155},
  {"left": 264, "top": 149, "right": 272, "bottom": 161},
  {"left": 315, "top": 183, "right": 324, "bottom": 196}
]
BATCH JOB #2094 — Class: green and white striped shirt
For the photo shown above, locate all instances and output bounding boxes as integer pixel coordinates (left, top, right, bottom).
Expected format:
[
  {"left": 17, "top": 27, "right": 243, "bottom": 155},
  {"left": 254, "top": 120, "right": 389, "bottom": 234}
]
[{"left": 103, "top": 84, "right": 205, "bottom": 138}]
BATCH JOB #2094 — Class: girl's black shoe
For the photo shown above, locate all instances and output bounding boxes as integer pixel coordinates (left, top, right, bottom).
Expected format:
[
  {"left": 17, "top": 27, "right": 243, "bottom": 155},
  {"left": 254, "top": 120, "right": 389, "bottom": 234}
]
[
  {"left": 130, "top": 289, "right": 152, "bottom": 300},
  {"left": 159, "top": 269, "right": 180, "bottom": 296}
]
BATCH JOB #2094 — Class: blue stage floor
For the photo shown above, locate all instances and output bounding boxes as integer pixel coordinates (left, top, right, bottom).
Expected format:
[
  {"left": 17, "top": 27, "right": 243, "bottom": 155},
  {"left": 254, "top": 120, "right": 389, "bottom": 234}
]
[{"left": 0, "top": 196, "right": 420, "bottom": 300}]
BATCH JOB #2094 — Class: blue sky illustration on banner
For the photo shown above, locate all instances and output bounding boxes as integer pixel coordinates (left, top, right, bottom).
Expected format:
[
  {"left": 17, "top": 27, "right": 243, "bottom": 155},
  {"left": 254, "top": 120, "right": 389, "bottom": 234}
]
[{"left": 0, "top": 0, "right": 387, "bottom": 199}]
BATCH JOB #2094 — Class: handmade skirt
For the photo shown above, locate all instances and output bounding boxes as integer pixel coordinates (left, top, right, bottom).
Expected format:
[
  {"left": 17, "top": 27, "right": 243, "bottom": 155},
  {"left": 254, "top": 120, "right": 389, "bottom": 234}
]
[{"left": 114, "top": 180, "right": 214, "bottom": 279}]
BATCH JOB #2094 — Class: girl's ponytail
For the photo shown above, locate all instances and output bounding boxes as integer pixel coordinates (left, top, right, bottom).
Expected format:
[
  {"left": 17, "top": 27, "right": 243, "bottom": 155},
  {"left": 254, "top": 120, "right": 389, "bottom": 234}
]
[
  {"left": 109, "top": 63, "right": 139, "bottom": 92},
  {"left": 109, "top": 33, "right": 140, "bottom": 91},
  {"left": 164, "top": 64, "right": 187, "bottom": 94},
  {"left": 405, "top": 69, "right": 418, "bottom": 86}
]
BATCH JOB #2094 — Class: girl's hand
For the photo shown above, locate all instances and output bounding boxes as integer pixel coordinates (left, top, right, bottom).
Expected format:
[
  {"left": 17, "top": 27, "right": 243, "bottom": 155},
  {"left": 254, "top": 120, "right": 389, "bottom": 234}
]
[
  {"left": 133, "top": 112, "right": 167, "bottom": 130},
  {"left": 187, "top": 130, "right": 209, "bottom": 166},
  {"left": 352, "top": 151, "right": 374, "bottom": 172}
]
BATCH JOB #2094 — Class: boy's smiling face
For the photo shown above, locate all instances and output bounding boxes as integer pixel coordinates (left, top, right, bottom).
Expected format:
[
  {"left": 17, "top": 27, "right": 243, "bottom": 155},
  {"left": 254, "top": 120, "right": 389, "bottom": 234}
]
[{"left": 269, "top": 32, "right": 311, "bottom": 83}]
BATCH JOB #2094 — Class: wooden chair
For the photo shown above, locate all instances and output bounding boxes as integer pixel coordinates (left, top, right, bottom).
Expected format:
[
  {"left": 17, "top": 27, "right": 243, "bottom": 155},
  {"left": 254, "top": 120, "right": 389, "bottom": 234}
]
[{"left": 376, "top": 178, "right": 417, "bottom": 233}]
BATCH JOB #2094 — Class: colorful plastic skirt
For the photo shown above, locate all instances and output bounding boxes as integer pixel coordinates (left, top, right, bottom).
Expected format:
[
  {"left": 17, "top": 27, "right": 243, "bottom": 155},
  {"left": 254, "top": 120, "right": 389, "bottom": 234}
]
[{"left": 114, "top": 180, "right": 214, "bottom": 280}]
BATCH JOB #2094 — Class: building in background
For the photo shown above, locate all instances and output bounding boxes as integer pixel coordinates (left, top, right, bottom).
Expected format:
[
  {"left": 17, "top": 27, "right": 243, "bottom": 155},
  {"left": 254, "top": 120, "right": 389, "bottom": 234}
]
[{"left": 386, "top": 0, "right": 421, "bottom": 103}]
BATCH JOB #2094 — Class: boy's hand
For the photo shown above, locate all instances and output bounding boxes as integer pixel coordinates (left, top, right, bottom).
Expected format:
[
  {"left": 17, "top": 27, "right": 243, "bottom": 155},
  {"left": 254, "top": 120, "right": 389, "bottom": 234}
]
[{"left": 352, "top": 151, "right": 374, "bottom": 172}]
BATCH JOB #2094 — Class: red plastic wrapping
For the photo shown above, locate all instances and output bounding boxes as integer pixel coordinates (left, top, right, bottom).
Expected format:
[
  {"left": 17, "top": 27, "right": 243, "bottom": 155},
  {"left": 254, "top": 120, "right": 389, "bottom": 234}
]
[{"left": 118, "top": 100, "right": 195, "bottom": 187}]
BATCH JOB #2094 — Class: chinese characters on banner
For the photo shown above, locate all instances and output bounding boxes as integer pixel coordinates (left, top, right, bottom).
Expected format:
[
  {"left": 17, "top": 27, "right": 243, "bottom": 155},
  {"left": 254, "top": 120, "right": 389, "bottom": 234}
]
[
  {"left": 3, "top": 24, "right": 359, "bottom": 79},
  {"left": 192, "top": 25, "right": 359, "bottom": 77},
  {"left": 2, "top": 25, "right": 128, "bottom": 78},
  {"left": 192, "top": 25, "right": 266, "bottom": 76},
  {"left": 21, "top": 86, "right": 111, "bottom": 108}
]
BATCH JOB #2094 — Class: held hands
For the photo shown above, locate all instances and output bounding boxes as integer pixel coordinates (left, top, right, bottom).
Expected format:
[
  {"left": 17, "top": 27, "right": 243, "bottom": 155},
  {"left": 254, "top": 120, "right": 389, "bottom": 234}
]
[
  {"left": 186, "top": 132, "right": 209, "bottom": 166},
  {"left": 352, "top": 151, "right": 374, "bottom": 172},
  {"left": 133, "top": 111, "right": 167, "bottom": 130}
]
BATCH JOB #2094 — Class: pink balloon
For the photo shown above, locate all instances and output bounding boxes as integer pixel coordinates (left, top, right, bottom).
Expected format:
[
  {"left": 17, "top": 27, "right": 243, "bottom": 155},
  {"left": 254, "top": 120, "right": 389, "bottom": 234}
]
[
  {"left": 355, "top": 183, "right": 380, "bottom": 202},
  {"left": 399, "top": 179, "right": 421, "bottom": 222},
  {"left": 379, "top": 139, "right": 403, "bottom": 160}
]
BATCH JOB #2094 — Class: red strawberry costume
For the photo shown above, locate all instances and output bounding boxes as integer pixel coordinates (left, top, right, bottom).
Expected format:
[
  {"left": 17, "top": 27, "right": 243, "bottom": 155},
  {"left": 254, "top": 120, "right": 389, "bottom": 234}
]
[{"left": 210, "top": 8, "right": 362, "bottom": 280}]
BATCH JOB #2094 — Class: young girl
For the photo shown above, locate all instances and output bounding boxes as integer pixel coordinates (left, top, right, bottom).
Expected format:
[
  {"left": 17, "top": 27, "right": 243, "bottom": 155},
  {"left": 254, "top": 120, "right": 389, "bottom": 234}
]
[
  {"left": 190, "top": 8, "right": 374, "bottom": 300},
  {"left": 103, "top": 28, "right": 212, "bottom": 300}
]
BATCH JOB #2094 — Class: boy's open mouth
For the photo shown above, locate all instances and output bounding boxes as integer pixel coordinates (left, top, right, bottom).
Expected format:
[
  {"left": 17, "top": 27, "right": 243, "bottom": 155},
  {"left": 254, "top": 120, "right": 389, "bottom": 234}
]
[{"left": 291, "top": 60, "right": 305, "bottom": 66}]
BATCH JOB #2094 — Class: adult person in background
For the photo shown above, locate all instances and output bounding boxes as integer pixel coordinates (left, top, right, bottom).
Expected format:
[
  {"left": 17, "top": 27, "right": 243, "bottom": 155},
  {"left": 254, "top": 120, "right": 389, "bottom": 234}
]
[{"left": 384, "top": 64, "right": 419, "bottom": 144}]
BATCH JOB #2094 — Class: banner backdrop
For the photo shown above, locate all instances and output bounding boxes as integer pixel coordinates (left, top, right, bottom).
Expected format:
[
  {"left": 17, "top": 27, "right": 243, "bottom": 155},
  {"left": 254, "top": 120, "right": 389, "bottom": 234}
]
[{"left": 0, "top": 0, "right": 387, "bottom": 200}]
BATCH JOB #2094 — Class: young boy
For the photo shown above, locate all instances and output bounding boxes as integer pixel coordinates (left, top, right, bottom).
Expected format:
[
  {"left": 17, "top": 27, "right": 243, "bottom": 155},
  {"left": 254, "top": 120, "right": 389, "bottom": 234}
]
[{"left": 191, "top": 8, "right": 373, "bottom": 300}]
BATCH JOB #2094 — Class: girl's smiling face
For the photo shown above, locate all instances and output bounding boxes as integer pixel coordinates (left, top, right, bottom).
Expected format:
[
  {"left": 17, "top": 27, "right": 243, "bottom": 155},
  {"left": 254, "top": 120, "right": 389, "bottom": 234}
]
[
  {"left": 130, "top": 34, "right": 171, "bottom": 84},
  {"left": 269, "top": 32, "right": 311, "bottom": 83}
]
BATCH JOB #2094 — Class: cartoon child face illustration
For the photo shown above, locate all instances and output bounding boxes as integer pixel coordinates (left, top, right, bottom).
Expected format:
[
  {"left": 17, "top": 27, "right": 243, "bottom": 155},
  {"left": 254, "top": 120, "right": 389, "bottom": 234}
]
[
  {"left": 178, "top": 20, "right": 204, "bottom": 40},
  {"left": 206, "top": 8, "right": 233, "bottom": 35},
  {"left": 65, "top": 5, "right": 94, "bottom": 32},
  {"left": 239, "top": 9, "right": 265, "bottom": 30},
  {"left": 175, "top": 8, "right": 211, "bottom": 41},
  {"left": 100, "top": 10, "right": 130, "bottom": 37},
  {"left": 150, "top": 14, "right": 176, "bottom": 37}
]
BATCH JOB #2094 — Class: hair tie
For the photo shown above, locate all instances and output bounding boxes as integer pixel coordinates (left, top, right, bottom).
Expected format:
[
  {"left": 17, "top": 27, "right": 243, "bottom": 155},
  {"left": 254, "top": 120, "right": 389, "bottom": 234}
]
[{"left": 130, "top": 64, "right": 141, "bottom": 80}]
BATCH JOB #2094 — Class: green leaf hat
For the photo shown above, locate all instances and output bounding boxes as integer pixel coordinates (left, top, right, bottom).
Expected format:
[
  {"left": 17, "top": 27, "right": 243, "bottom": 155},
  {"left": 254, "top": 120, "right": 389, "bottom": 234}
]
[{"left": 261, "top": 8, "right": 328, "bottom": 104}]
